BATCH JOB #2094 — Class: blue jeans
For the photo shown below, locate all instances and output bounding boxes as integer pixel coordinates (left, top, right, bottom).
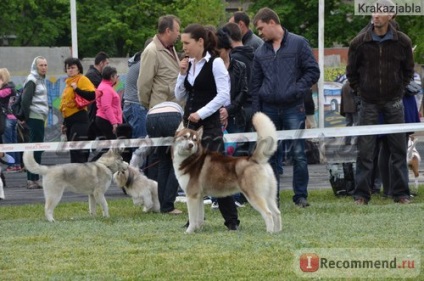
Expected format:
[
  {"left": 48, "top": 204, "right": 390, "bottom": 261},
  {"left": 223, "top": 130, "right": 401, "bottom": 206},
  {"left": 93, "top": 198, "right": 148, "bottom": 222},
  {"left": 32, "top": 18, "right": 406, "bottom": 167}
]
[
  {"left": 262, "top": 103, "right": 309, "bottom": 204},
  {"left": 354, "top": 99, "right": 409, "bottom": 202},
  {"left": 2, "top": 118, "right": 21, "bottom": 166},
  {"left": 123, "top": 102, "right": 148, "bottom": 138}
]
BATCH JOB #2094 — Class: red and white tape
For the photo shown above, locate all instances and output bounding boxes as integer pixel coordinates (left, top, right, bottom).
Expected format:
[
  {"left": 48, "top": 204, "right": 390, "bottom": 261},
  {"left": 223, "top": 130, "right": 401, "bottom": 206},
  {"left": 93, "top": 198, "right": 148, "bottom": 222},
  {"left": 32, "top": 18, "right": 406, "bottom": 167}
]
[{"left": 1, "top": 122, "right": 424, "bottom": 152}]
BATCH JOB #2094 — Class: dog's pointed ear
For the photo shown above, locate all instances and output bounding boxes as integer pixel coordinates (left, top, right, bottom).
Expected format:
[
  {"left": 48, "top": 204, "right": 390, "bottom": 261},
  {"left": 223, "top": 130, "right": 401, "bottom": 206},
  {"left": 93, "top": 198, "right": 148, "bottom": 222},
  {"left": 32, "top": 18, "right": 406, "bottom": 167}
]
[
  {"left": 197, "top": 126, "right": 204, "bottom": 139},
  {"left": 176, "top": 121, "right": 185, "bottom": 132},
  {"left": 110, "top": 147, "right": 124, "bottom": 156}
]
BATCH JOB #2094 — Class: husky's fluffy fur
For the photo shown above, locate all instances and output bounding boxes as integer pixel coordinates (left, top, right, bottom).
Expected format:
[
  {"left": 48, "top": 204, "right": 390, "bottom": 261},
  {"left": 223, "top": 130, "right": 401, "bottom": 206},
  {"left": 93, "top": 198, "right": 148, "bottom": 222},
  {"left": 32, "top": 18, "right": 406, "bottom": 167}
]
[
  {"left": 407, "top": 136, "right": 420, "bottom": 195},
  {"left": 113, "top": 161, "right": 160, "bottom": 213},
  {"left": 23, "top": 149, "right": 128, "bottom": 222},
  {"left": 172, "top": 112, "right": 281, "bottom": 233}
]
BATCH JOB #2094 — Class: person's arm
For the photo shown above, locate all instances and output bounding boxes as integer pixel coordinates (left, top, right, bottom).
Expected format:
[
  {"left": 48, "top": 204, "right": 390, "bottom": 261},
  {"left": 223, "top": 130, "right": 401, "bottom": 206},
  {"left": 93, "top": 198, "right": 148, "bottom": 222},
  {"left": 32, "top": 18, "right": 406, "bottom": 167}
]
[
  {"left": 296, "top": 39, "right": 320, "bottom": 98},
  {"left": 0, "top": 88, "right": 12, "bottom": 98},
  {"left": 250, "top": 53, "right": 264, "bottom": 113},
  {"left": 99, "top": 88, "right": 119, "bottom": 125},
  {"left": 346, "top": 41, "right": 360, "bottom": 92},
  {"left": 225, "top": 61, "right": 248, "bottom": 116},
  {"left": 21, "top": 81, "right": 36, "bottom": 120},
  {"left": 74, "top": 88, "right": 95, "bottom": 101},
  {"left": 137, "top": 48, "right": 158, "bottom": 108},
  {"left": 196, "top": 58, "right": 230, "bottom": 120},
  {"left": 402, "top": 38, "right": 415, "bottom": 87}
]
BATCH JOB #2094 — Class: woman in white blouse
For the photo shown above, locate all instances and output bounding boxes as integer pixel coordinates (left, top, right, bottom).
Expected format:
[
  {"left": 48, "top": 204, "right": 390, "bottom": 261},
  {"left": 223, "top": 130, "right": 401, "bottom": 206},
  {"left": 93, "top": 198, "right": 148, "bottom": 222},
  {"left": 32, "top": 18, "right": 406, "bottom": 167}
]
[{"left": 174, "top": 23, "right": 240, "bottom": 231}]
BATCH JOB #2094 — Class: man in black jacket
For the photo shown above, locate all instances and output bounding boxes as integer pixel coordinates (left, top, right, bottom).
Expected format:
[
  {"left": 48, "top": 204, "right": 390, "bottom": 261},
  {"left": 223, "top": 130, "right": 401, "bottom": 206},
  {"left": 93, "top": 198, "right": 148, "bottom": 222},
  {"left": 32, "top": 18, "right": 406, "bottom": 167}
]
[{"left": 346, "top": 6, "right": 414, "bottom": 205}]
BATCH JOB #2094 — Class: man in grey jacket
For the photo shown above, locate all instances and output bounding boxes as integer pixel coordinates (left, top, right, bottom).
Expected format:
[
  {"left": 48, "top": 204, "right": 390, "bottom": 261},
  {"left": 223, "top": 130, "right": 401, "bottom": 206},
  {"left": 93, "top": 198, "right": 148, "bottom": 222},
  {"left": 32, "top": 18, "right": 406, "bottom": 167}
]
[
  {"left": 229, "top": 11, "right": 263, "bottom": 51},
  {"left": 251, "top": 7, "right": 320, "bottom": 208}
]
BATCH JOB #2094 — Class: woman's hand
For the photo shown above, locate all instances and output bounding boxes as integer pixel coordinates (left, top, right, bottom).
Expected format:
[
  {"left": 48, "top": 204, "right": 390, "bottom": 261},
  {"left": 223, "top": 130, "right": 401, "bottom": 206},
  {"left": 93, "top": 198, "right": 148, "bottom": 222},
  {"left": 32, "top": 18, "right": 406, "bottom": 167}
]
[
  {"left": 112, "top": 124, "right": 118, "bottom": 135},
  {"left": 188, "top": 112, "right": 201, "bottom": 123},
  {"left": 70, "top": 82, "right": 77, "bottom": 90},
  {"left": 219, "top": 107, "right": 228, "bottom": 122},
  {"left": 179, "top": 56, "right": 189, "bottom": 75}
]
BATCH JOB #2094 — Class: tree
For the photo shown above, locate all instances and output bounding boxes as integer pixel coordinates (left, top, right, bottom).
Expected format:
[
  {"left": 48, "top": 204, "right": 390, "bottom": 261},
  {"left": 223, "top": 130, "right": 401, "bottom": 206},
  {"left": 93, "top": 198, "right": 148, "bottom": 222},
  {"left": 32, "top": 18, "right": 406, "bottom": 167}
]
[
  {"left": 0, "top": 0, "right": 69, "bottom": 46},
  {"left": 1, "top": 1, "right": 422, "bottom": 63},
  {"left": 174, "top": 0, "right": 227, "bottom": 28},
  {"left": 247, "top": 1, "right": 423, "bottom": 63}
]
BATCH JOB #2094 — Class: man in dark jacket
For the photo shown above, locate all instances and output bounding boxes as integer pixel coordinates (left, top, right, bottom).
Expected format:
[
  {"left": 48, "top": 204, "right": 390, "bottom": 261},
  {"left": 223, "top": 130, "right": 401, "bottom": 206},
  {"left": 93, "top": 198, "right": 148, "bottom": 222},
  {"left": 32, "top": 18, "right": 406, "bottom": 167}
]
[
  {"left": 229, "top": 11, "right": 263, "bottom": 51},
  {"left": 251, "top": 7, "right": 320, "bottom": 208},
  {"left": 346, "top": 8, "right": 414, "bottom": 205}
]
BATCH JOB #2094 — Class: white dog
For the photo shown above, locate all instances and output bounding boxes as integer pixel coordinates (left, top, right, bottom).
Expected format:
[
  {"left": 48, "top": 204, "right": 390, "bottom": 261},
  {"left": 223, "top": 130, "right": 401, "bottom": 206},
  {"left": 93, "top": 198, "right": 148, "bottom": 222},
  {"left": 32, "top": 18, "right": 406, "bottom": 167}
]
[
  {"left": 23, "top": 149, "right": 128, "bottom": 222},
  {"left": 113, "top": 148, "right": 160, "bottom": 213}
]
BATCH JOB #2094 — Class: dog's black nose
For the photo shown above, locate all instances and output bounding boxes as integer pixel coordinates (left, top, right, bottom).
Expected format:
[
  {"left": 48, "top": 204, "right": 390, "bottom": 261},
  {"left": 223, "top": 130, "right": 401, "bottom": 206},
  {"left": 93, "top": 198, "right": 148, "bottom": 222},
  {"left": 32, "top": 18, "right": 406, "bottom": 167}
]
[{"left": 188, "top": 143, "right": 193, "bottom": 149}]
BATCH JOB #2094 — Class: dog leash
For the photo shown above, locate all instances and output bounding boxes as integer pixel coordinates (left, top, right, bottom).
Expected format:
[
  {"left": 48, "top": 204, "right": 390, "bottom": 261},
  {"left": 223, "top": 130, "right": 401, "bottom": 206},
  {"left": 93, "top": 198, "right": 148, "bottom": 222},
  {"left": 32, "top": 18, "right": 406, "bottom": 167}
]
[{"left": 141, "top": 160, "right": 160, "bottom": 172}]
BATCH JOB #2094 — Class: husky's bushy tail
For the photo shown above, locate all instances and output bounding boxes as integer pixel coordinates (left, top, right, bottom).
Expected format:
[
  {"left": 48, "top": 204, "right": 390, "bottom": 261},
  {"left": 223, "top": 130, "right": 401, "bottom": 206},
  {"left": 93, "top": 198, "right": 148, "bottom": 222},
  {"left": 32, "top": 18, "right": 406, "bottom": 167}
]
[
  {"left": 250, "top": 112, "right": 278, "bottom": 164},
  {"left": 23, "top": 151, "right": 50, "bottom": 175}
]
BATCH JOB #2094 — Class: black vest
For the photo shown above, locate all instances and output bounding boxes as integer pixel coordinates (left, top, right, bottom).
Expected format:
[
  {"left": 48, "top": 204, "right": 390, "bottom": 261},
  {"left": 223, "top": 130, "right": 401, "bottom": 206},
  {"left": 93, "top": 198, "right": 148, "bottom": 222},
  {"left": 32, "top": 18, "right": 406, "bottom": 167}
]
[{"left": 183, "top": 57, "right": 220, "bottom": 130}]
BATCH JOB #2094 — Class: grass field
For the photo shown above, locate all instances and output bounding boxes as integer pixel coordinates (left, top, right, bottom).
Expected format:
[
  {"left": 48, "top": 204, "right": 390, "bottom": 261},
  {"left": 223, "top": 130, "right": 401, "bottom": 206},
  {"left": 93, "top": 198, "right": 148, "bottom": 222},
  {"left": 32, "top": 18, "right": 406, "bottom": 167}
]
[{"left": 0, "top": 189, "right": 422, "bottom": 280}]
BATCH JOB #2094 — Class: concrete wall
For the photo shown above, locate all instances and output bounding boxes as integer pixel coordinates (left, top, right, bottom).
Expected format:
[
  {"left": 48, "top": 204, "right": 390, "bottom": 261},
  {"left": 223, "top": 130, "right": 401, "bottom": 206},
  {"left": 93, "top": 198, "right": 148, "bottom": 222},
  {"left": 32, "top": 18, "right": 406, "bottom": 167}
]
[
  {"left": 0, "top": 47, "right": 72, "bottom": 75},
  {"left": 0, "top": 47, "right": 131, "bottom": 76}
]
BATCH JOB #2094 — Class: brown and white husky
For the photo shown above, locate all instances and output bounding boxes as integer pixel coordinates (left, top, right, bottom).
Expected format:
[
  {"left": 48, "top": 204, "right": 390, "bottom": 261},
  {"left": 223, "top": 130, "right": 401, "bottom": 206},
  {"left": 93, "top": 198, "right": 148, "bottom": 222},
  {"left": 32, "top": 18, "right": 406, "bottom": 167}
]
[
  {"left": 172, "top": 112, "right": 281, "bottom": 233},
  {"left": 407, "top": 136, "right": 420, "bottom": 196}
]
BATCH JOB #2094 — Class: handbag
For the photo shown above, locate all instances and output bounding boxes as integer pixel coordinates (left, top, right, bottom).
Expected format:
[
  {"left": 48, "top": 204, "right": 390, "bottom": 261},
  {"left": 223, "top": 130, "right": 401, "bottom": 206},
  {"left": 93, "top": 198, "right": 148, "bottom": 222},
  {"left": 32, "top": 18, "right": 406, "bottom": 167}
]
[
  {"left": 74, "top": 93, "right": 94, "bottom": 109},
  {"left": 11, "top": 89, "right": 25, "bottom": 121},
  {"left": 405, "top": 80, "right": 422, "bottom": 96}
]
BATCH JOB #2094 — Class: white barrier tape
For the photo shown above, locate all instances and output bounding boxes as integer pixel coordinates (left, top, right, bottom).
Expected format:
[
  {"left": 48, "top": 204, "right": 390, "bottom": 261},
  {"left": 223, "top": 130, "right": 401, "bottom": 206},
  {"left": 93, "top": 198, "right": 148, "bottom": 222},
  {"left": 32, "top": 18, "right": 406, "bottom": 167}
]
[{"left": 1, "top": 122, "right": 424, "bottom": 153}]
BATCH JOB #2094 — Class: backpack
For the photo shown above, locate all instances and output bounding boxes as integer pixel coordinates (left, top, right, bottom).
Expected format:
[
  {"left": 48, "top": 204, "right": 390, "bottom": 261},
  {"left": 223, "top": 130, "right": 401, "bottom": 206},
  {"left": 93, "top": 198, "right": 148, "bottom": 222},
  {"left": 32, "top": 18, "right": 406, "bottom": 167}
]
[
  {"left": 11, "top": 88, "right": 25, "bottom": 121},
  {"left": 328, "top": 162, "right": 356, "bottom": 196}
]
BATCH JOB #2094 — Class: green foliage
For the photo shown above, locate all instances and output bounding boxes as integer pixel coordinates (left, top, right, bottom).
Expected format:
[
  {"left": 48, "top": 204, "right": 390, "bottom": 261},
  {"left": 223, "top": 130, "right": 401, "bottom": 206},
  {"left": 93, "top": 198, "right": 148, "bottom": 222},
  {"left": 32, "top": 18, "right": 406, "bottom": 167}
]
[
  {"left": 0, "top": 189, "right": 423, "bottom": 280},
  {"left": 325, "top": 66, "right": 346, "bottom": 81},
  {"left": 1, "top": 1, "right": 423, "bottom": 63},
  {"left": 175, "top": 0, "right": 227, "bottom": 28}
]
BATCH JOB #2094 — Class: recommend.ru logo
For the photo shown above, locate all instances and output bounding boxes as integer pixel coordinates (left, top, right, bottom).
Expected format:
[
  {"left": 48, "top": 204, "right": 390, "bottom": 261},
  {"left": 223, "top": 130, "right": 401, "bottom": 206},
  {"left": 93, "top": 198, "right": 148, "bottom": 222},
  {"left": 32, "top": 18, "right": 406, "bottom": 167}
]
[{"left": 295, "top": 248, "right": 420, "bottom": 278}]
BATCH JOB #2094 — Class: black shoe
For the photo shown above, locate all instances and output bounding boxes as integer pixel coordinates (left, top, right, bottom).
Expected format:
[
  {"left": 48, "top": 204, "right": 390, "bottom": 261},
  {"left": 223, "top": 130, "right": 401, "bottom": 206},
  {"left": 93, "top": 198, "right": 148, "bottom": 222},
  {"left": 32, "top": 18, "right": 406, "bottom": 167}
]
[
  {"left": 227, "top": 224, "right": 239, "bottom": 231},
  {"left": 295, "top": 198, "right": 310, "bottom": 208}
]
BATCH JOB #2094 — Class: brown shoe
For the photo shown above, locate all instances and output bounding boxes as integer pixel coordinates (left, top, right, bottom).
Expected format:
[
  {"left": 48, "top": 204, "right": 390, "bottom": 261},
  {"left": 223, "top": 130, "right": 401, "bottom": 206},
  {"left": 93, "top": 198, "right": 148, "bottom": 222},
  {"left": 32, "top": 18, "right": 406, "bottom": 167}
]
[
  {"left": 27, "top": 180, "right": 41, "bottom": 189},
  {"left": 167, "top": 209, "right": 183, "bottom": 215},
  {"left": 354, "top": 198, "right": 368, "bottom": 205},
  {"left": 396, "top": 197, "right": 411, "bottom": 204}
]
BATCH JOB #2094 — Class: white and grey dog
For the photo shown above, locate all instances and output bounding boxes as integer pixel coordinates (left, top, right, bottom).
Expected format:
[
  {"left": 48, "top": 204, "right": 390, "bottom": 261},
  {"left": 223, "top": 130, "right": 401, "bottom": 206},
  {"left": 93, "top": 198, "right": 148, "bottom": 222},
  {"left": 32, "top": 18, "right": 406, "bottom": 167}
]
[
  {"left": 23, "top": 149, "right": 128, "bottom": 222},
  {"left": 113, "top": 146, "right": 160, "bottom": 213}
]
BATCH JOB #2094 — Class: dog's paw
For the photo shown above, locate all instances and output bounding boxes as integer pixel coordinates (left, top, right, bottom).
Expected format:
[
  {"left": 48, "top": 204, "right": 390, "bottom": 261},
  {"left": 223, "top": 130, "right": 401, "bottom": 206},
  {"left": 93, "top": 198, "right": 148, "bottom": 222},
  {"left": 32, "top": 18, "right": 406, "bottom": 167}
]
[{"left": 185, "top": 226, "right": 196, "bottom": 234}]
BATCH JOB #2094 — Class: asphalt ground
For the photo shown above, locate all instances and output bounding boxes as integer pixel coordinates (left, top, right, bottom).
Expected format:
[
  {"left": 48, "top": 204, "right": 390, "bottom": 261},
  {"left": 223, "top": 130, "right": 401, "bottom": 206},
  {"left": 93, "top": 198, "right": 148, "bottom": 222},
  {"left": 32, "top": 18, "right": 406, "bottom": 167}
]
[
  {"left": 0, "top": 142, "right": 421, "bottom": 206},
  {"left": 0, "top": 150, "right": 333, "bottom": 206}
]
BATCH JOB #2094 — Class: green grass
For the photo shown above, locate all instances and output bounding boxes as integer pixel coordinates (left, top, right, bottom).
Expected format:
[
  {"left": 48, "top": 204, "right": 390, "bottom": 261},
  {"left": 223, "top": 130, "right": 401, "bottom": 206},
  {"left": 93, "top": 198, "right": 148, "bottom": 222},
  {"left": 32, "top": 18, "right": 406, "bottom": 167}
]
[{"left": 0, "top": 189, "right": 423, "bottom": 280}]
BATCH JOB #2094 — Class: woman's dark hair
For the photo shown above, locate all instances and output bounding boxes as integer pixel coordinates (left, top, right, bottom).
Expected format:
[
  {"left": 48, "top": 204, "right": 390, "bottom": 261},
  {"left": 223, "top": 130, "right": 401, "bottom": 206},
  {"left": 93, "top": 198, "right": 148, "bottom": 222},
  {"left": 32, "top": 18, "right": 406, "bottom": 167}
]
[
  {"left": 64, "top": 57, "right": 83, "bottom": 73},
  {"left": 216, "top": 29, "right": 232, "bottom": 50},
  {"left": 183, "top": 24, "right": 218, "bottom": 57},
  {"left": 102, "top": 66, "right": 117, "bottom": 80}
]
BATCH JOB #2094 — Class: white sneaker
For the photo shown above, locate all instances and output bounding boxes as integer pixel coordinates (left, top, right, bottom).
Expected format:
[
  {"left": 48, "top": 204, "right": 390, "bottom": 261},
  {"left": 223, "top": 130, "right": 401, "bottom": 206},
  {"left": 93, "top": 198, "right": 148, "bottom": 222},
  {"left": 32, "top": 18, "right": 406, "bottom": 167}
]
[
  {"left": 211, "top": 202, "right": 219, "bottom": 209},
  {"left": 235, "top": 201, "right": 245, "bottom": 208}
]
